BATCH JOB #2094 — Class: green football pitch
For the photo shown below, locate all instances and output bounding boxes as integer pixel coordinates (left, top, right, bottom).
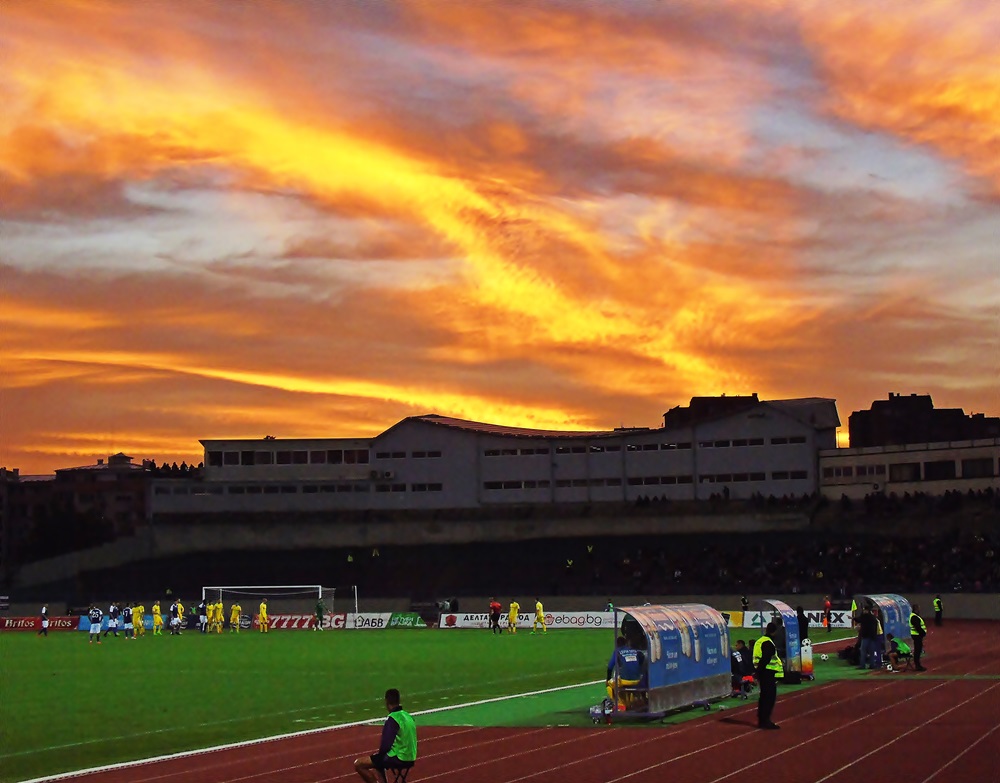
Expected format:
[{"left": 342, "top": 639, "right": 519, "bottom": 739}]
[{"left": 0, "top": 627, "right": 857, "bottom": 783}]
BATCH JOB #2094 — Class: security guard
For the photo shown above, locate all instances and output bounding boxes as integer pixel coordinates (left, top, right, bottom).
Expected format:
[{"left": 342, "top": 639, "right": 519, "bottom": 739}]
[
  {"left": 910, "top": 604, "right": 928, "bottom": 671},
  {"left": 753, "top": 621, "right": 783, "bottom": 729},
  {"left": 933, "top": 595, "right": 943, "bottom": 627}
]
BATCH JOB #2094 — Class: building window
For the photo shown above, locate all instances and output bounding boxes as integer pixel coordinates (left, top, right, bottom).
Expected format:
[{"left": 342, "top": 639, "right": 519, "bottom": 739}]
[
  {"left": 264, "top": 485, "right": 280, "bottom": 494},
  {"left": 501, "top": 449, "right": 517, "bottom": 456},
  {"left": 293, "top": 451, "right": 308, "bottom": 465},
  {"left": 255, "top": 451, "right": 273, "bottom": 465},
  {"left": 698, "top": 441, "right": 713, "bottom": 448},
  {"left": 714, "top": 440, "right": 730, "bottom": 448},
  {"left": 924, "top": 460, "right": 956, "bottom": 481},
  {"left": 280, "top": 485, "right": 296, "bottom": 493},
  {"left": 241, "top": 451, "right": 256, "bottom": 465},
  {"left": 302, "top": 485, "right": 319, "bottom": 493},
  {"left": 627, "top": 477, "right": 643, "bottom": 486},
  {"left": 310, "top": 451, "right": 327, "bottom": 464},
  {"left": 749, "top": 472, "right": 765, "bottom": 481},
  {"left": 556, "top": 446, "right": 571, "bottom": 454},
  {"left": 246, "top": 486, "right": 262, "bottom": 494},
  {"left": 733, "top": 473, "right": 749, "bottom": 482},
  {"left": 748, "top": 438, "right": 764, "bottom": 446},
  {"left": 276, "top": 451, "right": 292, "bottom": 465},
  {"left": 823, "top": 467, "right": 835, "bottom": 478},
  {"left": 604, "top": 445, "right": 621, "bottom": 453},
  {"left": 484, "top": 481, "right": 502, "bottom": 490},
  {"left": 732, "top": 439, "right": 748, "bottom": 447},
  {"left": 207, "top": 451, "right": 223, "bottom": 467},
  {"left": 328, "top": 450, "right": 343, "bottom": 464},
  {"left": 485, "top": 449, "right": 500, "bottom": 457},
  {"left": 772, "top": 471, "right": 790, "bottom": 480},
  {"left": 789, "top": 436, "right": 807, "bottom": 444},
  {"left": 889, "top": 462, "right": 920, "bottom": 482},
  {"left": 771, "top": 437, "right": 788, "bottom": 445},
  {"left": 555, "top": 479, "right": 572, "bottom": 487},
  {"left": 790, "top": 470, "right": 807, "bottom": 480},
  {"left": 606, "top": 478, "right": 622, "bottom": 486},
  {"left": 961, "top": 457, "right": 995, "bottom": 479},
  {"left": 228, "top": 486, "right": 246, "bottom": 494},
  {"left": 154, "top": 486, "right": 170, "bottom": 495}
]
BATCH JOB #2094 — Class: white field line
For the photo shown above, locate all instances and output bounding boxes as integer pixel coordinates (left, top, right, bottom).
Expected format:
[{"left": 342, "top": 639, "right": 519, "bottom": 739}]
[{"left": 17, "top": 679, "right": 604, "bottom": 783}]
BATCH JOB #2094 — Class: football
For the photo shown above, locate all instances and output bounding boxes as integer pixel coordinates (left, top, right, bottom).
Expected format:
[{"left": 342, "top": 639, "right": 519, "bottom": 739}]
[{"left": 820, "top": 653, "right": 829, "bottom": 661}]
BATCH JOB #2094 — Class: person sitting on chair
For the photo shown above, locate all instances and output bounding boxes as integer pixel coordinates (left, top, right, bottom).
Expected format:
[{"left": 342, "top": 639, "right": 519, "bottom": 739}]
[
  {"left": 606, "top": 635, "right": 645, "bottom": 708},
  {"left": 354, "top": 689, "right": 417, "bottom": 783},
  {"left": 731, "top": 639, "right": 755, "bottom": 693},
  {"left": 886, "top": 634, "right": 911, "bottom": 669}
]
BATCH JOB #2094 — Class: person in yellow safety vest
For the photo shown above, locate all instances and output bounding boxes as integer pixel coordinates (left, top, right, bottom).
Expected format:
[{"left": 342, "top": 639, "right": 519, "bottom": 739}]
[
  {"left": 850, "top": 598, "right": 858, "bottom": 628},
  {"left": 909, "top": 604, "right": 928, "bottom": 671},
  {"left": 933, "top": 595, "right": 943, "bottom": 627},
  {"left": 753, "top": 622, "right": 784, "bottom": 730}
]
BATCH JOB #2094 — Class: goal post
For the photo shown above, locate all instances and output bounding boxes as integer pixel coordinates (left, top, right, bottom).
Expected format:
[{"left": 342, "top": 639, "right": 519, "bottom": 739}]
[{"left": 201, "top": 585, "right": 358, "bottom": 615}]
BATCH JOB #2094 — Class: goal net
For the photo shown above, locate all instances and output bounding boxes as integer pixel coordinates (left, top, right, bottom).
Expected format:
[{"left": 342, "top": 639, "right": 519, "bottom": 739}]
[{"left": 200, "top": 584, "right": 357, "bottom": 619}]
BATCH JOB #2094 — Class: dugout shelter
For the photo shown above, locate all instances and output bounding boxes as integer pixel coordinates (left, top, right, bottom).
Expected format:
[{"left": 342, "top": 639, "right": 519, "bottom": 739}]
[
  {"left": 755, "top": 598, "right": 802, "bottom": 678},
  {"left": 853, "top": 593, "right": 912, "bottom": 641},
  {"left": 612, "top": 604, "right": 731, "bottom": 716}
]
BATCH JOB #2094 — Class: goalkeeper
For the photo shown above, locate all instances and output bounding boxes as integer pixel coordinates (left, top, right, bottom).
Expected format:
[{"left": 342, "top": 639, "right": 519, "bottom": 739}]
[{"left": 314, "top": 598, "right": 326, "bottom": 631}]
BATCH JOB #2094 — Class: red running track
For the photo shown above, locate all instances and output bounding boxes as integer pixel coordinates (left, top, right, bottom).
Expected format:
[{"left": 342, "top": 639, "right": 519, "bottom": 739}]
[{"left": 48, "top": 621, "right": 999, "bottom": 783}]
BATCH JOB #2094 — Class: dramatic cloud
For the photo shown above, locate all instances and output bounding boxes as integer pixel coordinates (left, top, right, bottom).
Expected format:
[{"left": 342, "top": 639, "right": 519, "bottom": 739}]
[{"left": 1, "top": 0, "right": 997, "bottom": 473}]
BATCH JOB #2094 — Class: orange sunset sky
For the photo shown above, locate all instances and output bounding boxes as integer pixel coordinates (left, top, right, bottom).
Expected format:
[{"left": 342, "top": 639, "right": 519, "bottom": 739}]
[{"left": 1, "top": 0, "right": 998, "bottom": 475}]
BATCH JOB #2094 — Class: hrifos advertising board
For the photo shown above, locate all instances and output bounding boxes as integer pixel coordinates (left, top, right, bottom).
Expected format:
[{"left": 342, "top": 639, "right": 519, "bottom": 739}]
[
  {"left": 438, "top": 611, "right": 615, "bottom": 629},
  {"left": 2, "top": 616, "right": 76, "bottom": 631}
]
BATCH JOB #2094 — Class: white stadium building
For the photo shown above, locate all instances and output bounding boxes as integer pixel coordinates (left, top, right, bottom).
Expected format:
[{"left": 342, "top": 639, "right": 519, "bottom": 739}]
[{"left": 150, "top": 395, "right": 841, "bottom": 514}]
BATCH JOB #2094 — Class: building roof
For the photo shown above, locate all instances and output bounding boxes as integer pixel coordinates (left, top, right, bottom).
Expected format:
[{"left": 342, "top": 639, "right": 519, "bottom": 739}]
[
  {"left": 403, "top": 414, "right": 629, "bottom": 440},
  {"left": 766, "top": 398, "right": 841, "bottom": 429}
]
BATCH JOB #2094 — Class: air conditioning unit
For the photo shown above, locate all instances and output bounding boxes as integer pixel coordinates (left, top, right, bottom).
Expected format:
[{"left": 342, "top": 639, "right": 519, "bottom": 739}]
[{"left": 382, "top": 470, "right": 395, "bottom": 480}]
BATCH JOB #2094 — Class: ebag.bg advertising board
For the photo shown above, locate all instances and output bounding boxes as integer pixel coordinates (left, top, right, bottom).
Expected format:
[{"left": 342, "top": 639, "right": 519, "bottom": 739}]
[{"left": 439, "top": 611, "right": 615, "bottom": 629}]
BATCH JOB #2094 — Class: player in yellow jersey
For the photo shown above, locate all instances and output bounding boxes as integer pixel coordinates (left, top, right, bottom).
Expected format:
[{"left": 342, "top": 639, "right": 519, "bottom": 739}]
[
  {"left": 177, "top": 601, "right": 185, "bottom": 633},
  {"left": 215, "top": 601, "right": 224, "bottom": 633},
  {"left": 258, "top": 599, "right": 268, "bottom": 633},
  {"left": 531, "top": 598, "right": 547, "bottom": 634},
  {"left": 152, "top": 601, "right": 163, "bottom": 635},
  {"left": 230, "top": 602, "right": 242, "bottom": 633},
  {"left": 132, "top": 604, "right": 144, "bottom": 637},
  {"left": 507, "top": 600, "right": 520, "bottom": 634}
]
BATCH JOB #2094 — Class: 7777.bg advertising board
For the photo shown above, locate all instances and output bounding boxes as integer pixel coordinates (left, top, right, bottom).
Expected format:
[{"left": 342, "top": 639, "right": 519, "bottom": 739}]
[{"left": 439, "top": 611, "right": 615, "bottom": 629}]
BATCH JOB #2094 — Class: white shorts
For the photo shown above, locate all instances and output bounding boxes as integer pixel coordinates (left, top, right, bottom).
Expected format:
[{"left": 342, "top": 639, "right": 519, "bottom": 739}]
[
  {"left": 41, "top": 620, "right": 49, "bottom": 628},
  {"left": 200, "top": 615, "right": 207, "bottom": 624},
  {"left": 124, "top": 622, "right": 134, "bottom": 630},
  {"left": 90, "top": 622, "right": 101, "bottom": 633},
  {"left": 170, "top": 618, "right": 179, "bottom": 627}
]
